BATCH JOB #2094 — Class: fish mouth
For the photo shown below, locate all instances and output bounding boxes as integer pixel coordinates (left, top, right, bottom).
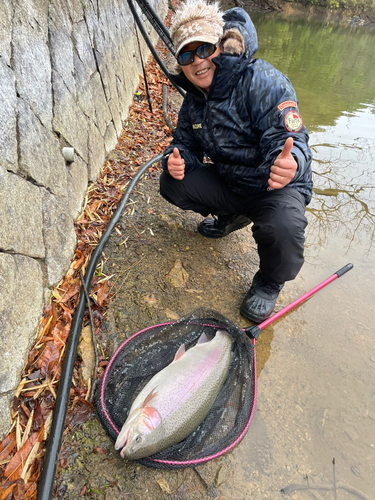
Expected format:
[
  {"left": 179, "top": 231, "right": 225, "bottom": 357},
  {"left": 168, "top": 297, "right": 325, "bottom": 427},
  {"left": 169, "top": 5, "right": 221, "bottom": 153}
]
[
  {"left": 115, "top": 428, "right": 129, "bottom": 452},
  {"left": 120, "top": 447, "right": 127, "bottom": 459}
]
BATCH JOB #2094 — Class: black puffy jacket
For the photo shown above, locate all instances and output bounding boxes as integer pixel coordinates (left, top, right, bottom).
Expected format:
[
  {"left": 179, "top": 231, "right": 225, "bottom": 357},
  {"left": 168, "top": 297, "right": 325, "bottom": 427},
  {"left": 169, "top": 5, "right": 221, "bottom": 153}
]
[{"left": 162, "top": 8, "right": 313, "bottom": 204}]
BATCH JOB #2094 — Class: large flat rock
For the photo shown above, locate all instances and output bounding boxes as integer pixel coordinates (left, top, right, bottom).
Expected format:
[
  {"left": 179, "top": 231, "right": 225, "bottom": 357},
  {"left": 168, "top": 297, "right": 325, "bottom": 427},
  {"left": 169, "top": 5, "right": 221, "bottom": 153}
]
[{"left": 0, "top": 253, "right": 44, "bottom": 438}]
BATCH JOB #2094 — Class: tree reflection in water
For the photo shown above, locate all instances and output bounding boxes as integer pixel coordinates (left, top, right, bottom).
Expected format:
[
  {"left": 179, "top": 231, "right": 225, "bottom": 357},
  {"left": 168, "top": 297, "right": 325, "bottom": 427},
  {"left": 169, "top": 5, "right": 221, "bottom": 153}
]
[{"left": 306, "top": 102, "right": 375, "bottom": 255}]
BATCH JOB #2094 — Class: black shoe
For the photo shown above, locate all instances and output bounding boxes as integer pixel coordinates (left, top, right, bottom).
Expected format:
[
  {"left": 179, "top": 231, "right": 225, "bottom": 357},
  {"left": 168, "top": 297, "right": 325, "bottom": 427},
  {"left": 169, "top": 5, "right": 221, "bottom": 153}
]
[
  {"left": 240, "top": 271, "right": 284, "bottom": 324},
  {"left": 197, "top": 214, "right": 251, "bottom": 239}
]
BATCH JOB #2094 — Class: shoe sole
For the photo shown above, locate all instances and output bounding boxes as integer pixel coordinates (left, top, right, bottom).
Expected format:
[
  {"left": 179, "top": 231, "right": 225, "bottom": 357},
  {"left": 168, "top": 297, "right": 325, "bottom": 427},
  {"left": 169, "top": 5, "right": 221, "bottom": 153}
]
[
  {"left": 240, "top": 304, "right": 272, "bottom": 324},
  {"left": 197, "top": 227, "right": 227, "bottom": 238},
  {"left": 197, "top": 221, "right": 251, "bottom": 239}
]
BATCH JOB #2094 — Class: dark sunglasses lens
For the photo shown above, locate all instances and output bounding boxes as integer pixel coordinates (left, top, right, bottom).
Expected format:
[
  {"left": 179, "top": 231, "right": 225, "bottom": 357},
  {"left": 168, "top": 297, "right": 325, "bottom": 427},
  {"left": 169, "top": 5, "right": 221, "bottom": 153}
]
[
  {"left": 177, "top": 43, "right": 217, "bottom": 66},
  {"left": 177, "top": 51, "right": 193, "bottom": 66},
  {"left": 196, "top": 43, "right": 216, "bottom": 59}
]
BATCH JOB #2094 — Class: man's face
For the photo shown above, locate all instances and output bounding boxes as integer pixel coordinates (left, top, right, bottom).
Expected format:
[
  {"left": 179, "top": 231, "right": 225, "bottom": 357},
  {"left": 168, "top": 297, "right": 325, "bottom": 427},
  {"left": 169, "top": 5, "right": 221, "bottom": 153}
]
[{"left": 180, "top": 41, "right": 221, "bottom": 92}]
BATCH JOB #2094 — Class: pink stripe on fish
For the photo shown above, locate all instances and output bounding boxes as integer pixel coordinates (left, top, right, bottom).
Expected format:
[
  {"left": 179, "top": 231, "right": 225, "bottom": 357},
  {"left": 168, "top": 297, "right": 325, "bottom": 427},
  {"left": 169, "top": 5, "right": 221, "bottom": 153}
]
[{"left": 162, "top": 345, "right": 223, "bottom": 420}]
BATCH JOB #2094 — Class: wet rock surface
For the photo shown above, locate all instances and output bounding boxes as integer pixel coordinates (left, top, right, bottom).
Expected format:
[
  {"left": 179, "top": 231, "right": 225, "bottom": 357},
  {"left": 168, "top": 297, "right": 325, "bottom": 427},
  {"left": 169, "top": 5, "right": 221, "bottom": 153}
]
[{"left": 53, "top": 170, "right": 260, "bottom": 499}]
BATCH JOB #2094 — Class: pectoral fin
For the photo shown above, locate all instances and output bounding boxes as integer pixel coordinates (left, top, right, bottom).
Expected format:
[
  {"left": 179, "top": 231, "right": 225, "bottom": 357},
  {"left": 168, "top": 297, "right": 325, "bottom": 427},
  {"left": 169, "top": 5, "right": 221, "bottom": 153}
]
[
  {"left": 197, "top": 332, "right": 209, "bottom": 344},
  {"left": 173, "top": 343, "right": 186, "bottom": 361},
  {"left": 141, "top": 387, "right": 158, "bottom": 407}
]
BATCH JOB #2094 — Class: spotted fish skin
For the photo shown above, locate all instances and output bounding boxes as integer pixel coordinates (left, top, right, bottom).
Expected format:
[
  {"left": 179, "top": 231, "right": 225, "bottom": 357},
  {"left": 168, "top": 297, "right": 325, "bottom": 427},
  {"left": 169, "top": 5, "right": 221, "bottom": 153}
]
[{"left": 115, "top": 330, "right": 233, "bottom": 460}]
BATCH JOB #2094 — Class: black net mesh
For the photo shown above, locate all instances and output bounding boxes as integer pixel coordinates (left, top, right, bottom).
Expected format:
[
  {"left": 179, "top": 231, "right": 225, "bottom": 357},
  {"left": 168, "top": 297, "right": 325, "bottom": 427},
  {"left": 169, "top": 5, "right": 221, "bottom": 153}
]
[{"left": 96, "top": 308, "right": 255, "bottom": 469}]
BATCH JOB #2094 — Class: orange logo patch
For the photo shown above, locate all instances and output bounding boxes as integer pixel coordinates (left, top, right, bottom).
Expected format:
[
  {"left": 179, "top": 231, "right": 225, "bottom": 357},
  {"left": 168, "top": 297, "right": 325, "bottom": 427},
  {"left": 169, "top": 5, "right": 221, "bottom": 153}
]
[
  {"left": 284, "top": 111, "right": 303, "bottom": 132},
  {"left": 277, "top": 101, "right": 297, "bottom": 111}
]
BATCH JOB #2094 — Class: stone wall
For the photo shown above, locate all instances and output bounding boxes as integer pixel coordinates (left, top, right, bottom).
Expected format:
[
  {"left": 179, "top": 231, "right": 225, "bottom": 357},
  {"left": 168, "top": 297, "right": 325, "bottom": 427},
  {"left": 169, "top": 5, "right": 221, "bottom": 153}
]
[{"left": 0, "top": 0, "right": 167, "bottom": 438}]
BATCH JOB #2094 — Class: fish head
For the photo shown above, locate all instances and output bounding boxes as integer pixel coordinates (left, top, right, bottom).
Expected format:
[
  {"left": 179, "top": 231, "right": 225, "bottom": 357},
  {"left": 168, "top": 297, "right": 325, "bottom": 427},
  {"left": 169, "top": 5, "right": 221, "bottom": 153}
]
[{"left": 115, "top": 406, "right": 164, "bottom": 460}]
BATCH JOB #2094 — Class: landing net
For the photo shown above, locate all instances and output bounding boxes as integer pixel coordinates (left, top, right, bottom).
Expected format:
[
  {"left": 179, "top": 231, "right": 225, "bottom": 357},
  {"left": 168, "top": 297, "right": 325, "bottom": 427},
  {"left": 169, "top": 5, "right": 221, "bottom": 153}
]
[{"left": 96, "top": 308, "right": 256, "bottom": 468}]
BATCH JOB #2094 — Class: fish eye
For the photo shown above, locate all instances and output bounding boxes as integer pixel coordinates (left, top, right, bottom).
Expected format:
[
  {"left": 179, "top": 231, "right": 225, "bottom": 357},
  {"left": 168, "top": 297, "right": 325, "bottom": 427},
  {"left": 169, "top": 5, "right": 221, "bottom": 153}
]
[{"left": 135, "top": 436, "right": 142, "bottom": 444}]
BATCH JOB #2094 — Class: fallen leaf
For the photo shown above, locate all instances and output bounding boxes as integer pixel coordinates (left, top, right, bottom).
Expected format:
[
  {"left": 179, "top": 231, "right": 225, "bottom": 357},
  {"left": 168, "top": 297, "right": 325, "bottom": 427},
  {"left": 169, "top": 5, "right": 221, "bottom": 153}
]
[
  {"left": 79, "top": 485, "right": 87, "bottom": 497},
  {"left": 77, "top": 326, "right": 95, "bottom": 385},
  {"left": 33, "top": 342, "right": 61, "bottom": 378},
  {"left": 24, "top": 481, "right": 37, "bottom": 500},
  {"left": 0, "top": 478, "right": 25, "bottom": 500},
  {"left": 93, "top": 447, "right": 107, "bottom": 455},
  {"left": 171, "top": 482, "right": 188, "bottom": 500},
  {"left": 0, "top": 433, "right": 16, "bottom": 461},
  {"left": 65, "top": 401, "right": 93, "bottom": 431},
  {"left": 156, "top": 478, "right": 171, "bottom": 494},
  {"left": 4, "top": 428, "right": 43, "bottom": 481},
  {"left": 96, "top": 281, "right": 111, "bottom": 307},
  {"left": 165, "top": 259, "right": 189, "bottom": 288},
  {"left": 164, "top": 309, "right": 180, "bottom": 321}
]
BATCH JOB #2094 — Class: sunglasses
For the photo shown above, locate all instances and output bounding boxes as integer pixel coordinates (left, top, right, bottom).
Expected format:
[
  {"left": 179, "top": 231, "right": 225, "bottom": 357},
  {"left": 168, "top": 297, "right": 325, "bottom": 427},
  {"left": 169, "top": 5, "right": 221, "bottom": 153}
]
[{"left": 177, "top": 42, "right": 218, "bottom": 66}]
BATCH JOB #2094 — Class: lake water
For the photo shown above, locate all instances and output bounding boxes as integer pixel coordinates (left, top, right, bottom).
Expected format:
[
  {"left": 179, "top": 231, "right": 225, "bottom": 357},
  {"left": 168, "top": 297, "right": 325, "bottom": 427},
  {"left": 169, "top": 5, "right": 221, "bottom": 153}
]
[{"left": 221, "top": 11, "right": 375, "bottom": 500}]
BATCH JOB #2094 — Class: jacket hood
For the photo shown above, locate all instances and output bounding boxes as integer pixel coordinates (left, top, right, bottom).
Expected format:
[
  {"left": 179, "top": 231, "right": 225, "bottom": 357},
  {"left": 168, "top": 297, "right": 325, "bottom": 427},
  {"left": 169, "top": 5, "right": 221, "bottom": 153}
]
[
  {"left": 170, "top": 8, "right": 258, "bottom": 97},
  {"left": 222, "top": 8, "right": 258, "bottom": 60}
]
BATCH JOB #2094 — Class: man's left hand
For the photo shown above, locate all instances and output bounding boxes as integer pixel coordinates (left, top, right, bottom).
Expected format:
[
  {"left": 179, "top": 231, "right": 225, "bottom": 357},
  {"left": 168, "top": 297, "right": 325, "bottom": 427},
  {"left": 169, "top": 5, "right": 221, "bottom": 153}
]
[{"left": 268, "top": 137, "right": 297, "bottom": 189}]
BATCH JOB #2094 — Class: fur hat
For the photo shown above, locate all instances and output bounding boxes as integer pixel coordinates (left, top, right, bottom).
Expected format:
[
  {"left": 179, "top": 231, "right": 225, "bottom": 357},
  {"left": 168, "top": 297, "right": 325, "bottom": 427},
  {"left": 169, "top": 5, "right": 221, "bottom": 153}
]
[
  {"left": 170, "top": 0, "right": 224, "bottom": 56},
  {"left": 168, "top": 1, "right": 246, "bottom": 75}
]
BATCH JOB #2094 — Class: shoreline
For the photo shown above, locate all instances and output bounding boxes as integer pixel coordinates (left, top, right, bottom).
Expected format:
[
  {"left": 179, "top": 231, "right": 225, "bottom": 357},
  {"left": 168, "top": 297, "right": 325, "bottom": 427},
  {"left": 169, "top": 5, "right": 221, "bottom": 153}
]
[{"left": 240, "top": 0, "right": 375, "bottom": 26}]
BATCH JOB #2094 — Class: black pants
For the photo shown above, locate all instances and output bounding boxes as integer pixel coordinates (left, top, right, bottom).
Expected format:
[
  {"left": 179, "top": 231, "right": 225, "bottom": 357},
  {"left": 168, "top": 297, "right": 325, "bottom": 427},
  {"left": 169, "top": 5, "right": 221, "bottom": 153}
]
[{"left": 159, "top": 164, "right": 308, "bottom": 284}]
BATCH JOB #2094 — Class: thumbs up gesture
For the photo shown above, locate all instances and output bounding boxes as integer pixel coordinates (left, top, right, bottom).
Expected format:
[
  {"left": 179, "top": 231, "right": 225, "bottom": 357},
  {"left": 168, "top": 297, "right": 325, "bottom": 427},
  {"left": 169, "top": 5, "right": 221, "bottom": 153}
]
[
  {"left": 167, "top": 148, "right": 185, "bottom": 180},
  {"left": 268, "top": 137, "right": 297, "bottom": 189}
]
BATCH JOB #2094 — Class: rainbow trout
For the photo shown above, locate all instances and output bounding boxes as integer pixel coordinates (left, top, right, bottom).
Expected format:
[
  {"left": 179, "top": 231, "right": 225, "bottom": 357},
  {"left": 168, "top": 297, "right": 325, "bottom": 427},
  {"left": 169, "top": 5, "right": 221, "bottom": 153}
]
[{"left": 115, "top": 329, "right": 233, "bottom": 460}]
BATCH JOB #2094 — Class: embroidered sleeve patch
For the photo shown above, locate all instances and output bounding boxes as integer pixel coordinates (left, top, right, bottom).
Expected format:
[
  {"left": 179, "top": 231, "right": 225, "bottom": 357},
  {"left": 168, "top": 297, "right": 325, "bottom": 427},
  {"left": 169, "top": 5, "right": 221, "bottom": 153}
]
[
  {"left": 284, "top": 111, "right": 303, "bottom": 132},
  {"left": 277, "top": 100, "right": 297, "bottom": 111}
]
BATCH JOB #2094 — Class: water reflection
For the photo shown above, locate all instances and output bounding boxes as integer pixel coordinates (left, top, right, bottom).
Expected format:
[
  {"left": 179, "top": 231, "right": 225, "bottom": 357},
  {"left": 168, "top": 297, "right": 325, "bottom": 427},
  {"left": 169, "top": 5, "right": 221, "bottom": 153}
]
[
  {"left": 241, "top": 11, "right": 375, "bottom": 252},
  {"left": 307, "top": 100, "right": 375, "bottom": 254},
  {"left": 250, "top": 12, "right": 375, "bottom": 132}
]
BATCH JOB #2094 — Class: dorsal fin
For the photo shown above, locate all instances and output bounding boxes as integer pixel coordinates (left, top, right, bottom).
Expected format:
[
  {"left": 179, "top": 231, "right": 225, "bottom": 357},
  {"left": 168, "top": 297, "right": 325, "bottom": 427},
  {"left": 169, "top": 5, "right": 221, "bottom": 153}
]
[
  {"left": 197, "top": 332, "right": 209, "bottom": 344},
  {"left": 173, "top": 343, "right": 186, "bottom": 361}
]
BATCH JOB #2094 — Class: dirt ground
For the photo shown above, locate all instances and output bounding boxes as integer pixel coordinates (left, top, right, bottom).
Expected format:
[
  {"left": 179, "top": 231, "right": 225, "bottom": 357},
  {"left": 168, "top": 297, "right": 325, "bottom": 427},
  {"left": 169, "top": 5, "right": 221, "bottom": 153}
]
[{"left": 52, "top": 168, "right": 271, "bottom": 500}]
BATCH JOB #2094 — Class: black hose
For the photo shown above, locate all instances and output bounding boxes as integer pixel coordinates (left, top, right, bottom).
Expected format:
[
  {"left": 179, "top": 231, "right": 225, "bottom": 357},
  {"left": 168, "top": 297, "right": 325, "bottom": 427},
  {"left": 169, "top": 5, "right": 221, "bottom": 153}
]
[
  {"left": 127, "top": 0, "right": 185, "bottom": 97},
  {"left": 36, "top": 154, "right": 163, "bottom": 500},
  {"left": 135, "top": 20, "right": 153, "bottom": 113},
  {"left": 134, "top": 0, "right": 174, "bottom": 53}
]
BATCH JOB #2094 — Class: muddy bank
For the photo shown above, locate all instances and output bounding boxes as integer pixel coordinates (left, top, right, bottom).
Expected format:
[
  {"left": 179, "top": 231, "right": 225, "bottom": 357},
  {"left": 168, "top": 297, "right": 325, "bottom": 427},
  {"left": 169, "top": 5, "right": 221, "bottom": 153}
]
[{"left": 53, "top": 168, "right": 267, "bottom": 499}]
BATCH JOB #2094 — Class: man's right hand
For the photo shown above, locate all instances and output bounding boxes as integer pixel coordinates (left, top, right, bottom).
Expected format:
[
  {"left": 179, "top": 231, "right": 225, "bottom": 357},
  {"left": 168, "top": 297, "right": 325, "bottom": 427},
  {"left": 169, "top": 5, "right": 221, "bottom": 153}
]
[{"left": 167, "top": 148, "right": 185, "bottom": 180}]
